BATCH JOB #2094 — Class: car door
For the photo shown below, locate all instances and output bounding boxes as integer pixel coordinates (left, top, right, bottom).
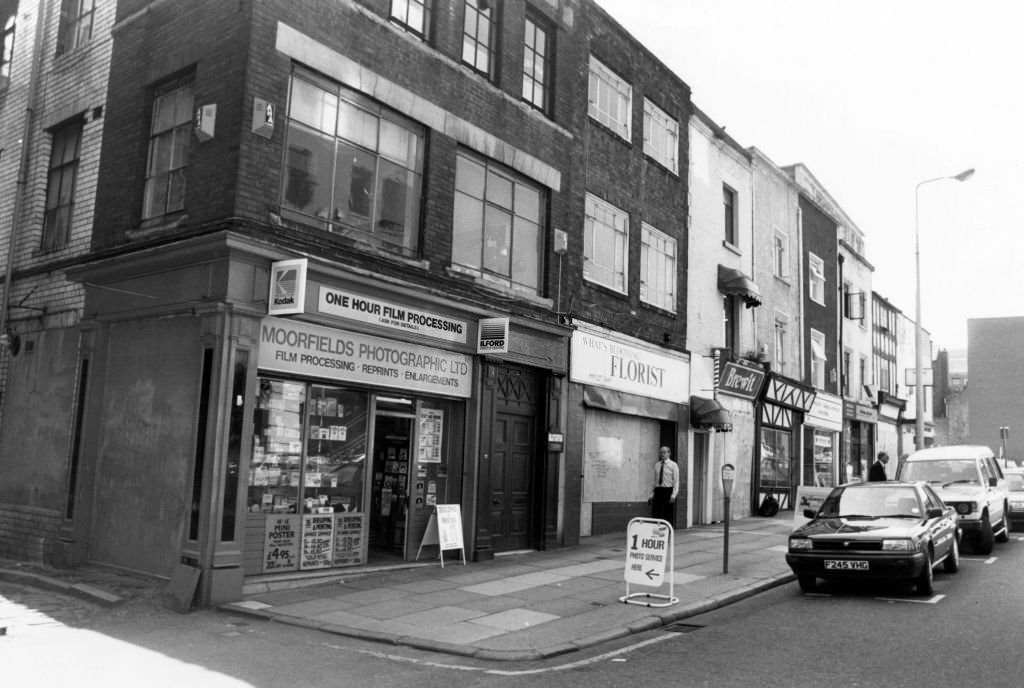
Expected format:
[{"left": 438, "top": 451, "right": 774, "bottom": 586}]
[
  {"left": 984, "top": 457, "right": 1008, "bottom": 523},
  {"left": 978, "top": 459, "right": 1003, "bottom": 524},
  {"left": 923, "top": 484, "right": 956, "bottom": 558}
]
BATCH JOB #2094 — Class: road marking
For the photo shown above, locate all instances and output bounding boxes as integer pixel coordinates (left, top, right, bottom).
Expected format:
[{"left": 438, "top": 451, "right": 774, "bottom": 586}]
[
  {"left": 875, "top": 594, "right": 946, "bottom": 605},
  {"left": 960, "top": 556, "right": 997, "bottom": 564}
]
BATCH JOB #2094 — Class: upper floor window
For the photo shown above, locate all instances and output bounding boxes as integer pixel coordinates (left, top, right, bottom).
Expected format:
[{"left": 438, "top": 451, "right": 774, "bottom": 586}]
[
  {"left": 640, "top": 222, "right": 676, "bottom": 311},
  {"left": 808, "top": 252, "right": 825, "bottom": 304},
  {"left": 843, "top": 348, "right": 853, "bottom": 397},
  {"left": 723, "top": 184, "right": 737, "bottom": 245},
  {"left": 587, "top": 55, "right": 631, "bottom": 141},
  {"left": 42, "top": 118, "right": 83, "bottom": 251},
  {"left": 773, "top": 228, "right": 789, "bottom": 278},
  {"left": 142, "top": 79, "right": 193, "bottom": 220},
  {"left": 583, "top": 193, "right": 628, "bottom": 294},
  {"left": 642, "top": 98, "right": 678, "bottom": 173},
  {"left": 1, "top": 7, "right": 14, "bottom": 89},
  {"left": 389, "top": 0, "right": 430, "bottom": 38},
  {"left": 281, "top": 70, "right": 425, "bottom": 256},
  {"left": 810, "top": 328, "right": 827, "bottom": 389},
  {"left": 723, "top": 295, "right": 738, "bottom": 354},
  {"left": 57, "top": 0, "right": 94, "bottom": 56},
  {"left": 462, "top": 0, "right": 497, "bottom": 79},
  {"left": 452, "top": 150, "right": 545, "bottom": 293},
  {"left": 773, "top": 313, "right": 788, "bottom": 374},
  {"left": 522, "top": 12, "right": 551, "bottom": 113}
]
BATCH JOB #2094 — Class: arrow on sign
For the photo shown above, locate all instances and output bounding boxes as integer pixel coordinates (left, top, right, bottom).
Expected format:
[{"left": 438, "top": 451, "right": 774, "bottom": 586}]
[{"left": 645, "top": 569, "right": 660, "bottom": 580}]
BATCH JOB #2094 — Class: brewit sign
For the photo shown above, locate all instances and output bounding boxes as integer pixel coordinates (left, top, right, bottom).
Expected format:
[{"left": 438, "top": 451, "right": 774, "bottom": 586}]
[{"left": 718, "top": 361, "right": 766, "bottom": 400}]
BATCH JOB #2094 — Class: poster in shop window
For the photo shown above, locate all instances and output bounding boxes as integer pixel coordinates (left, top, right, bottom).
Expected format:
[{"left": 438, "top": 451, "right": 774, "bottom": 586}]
[
  {"left": 263, "top": 514, "right": 300, "bottom": 573},
  {"left": 300, "top": 514, "right": 335, "bottom": 569},
  {"left": 333, "top": 512, "right": 366, "bottom": 566}
]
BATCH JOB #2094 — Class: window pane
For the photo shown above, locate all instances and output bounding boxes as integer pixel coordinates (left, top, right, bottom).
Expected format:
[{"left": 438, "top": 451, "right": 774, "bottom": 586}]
[
  {"left": 291, "top": 78, "right": 338, "bottom": 134},
  {"left": 166, "top": 169, "right": 187, "bottom": 212},
  {"left": 375, "top": 160, "right": 420, "bottom": 251},
  {"left": 143, "top": 175, "right": 167, "bottom": 219},
  {"left": 455, "top": 154, "right": 486, "bottom": 197},
  {"left": 378, "top": 119, "right": 418, "bottom": 167},
  {"left": 452, "top": 191, "right": 483, "bottom": 268},
  {"left": 337, "top": 99, "right": 378, "bottom": 149},
  {"left": 147, "top": 132, "right": 173, "bottom": 177},
  {"left": 282, "top": 123, "right": 335, "bottom": 217},
  {"left": 483, "top": 205, "right": 511, "bottom": 275},
  {"left": 514, "top": 184, "right": 540, "bottom": 220},
  {"left": 511, "top": 217, "right": 538, "bottom": 288},
  {"left": 333, "top": 142, "right": 376, "bottom": 230},
  {"left": 169, "top": 125, "right": 191, "bottom": 169},
  {"left": 486, "top": 169, "right": 512, "bottom": 208}
]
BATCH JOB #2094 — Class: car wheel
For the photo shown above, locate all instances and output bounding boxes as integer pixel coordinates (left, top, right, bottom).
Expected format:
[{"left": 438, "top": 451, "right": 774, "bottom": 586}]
[
  {"left": 975, "top": 515, "right": 995, "bottom": 554},
  {"left": 916, "top": 549, "right": 934, "bottom": 596},
  {"left": 995, "top": 507, "right": 1010, "bottom": 543},
  {"left": 797, "top": 575, "right": 816, "bottom": 593},
  {"left": 943, "top": 534, "right": 960, "bottom": 573}
]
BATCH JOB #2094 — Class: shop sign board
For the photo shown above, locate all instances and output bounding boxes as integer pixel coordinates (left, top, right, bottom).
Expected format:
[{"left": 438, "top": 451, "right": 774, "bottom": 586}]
[
  {"left": 843, "top": 401, "right": 877, "bottom": 423},
  {"left": 258, "top": 317, "right": 472, "bottom": 398},
  {"left": 435, "top": 504, "right": 464, "bottom": 551},
  {"left": 263, "top": 514, "right": 300, "bottom": 573},
  {"left": 317, "top": 286, "right": 468, "bottom": 344},
  {"left": 332, "top": 512, "right": 366, "bottom": 566},
  {"left": 570, "top": 327, "right": 689, "bottom": 404},
  {"left": 300, "top": 514, "right": 335, "bottom": 569},
  {"left": 268, "top": 259, "right": 307, "bottom": 316},
  {"left": 718, "top": 361, "right": 766, "bottom": 400},
  {"left": 806, "top": 391, "right": 843, "bottom": 431},
  {"left": 624, "top": 519, "right": 671, "bottom": 587},
  {"left": 794, "top": 486, "right": 832, "bottom": 528}
]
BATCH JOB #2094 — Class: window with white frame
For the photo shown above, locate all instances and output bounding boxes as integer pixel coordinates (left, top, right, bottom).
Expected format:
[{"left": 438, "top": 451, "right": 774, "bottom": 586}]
[
  {"left": 810, "top": 328, "right": 827, "bottom": 389},
  {"left": 583, "top": 193, "right": 628, "bottom": 293},
  {"left": 522, "top": 12, "right": 551, "bottom": 113},
  {"left": 389, "top": 0, "right": 430, "bottom": 37},
  {"left": 587, "top": 55, "right": 631, "bottom": 141},
  {"left": 808, "top": 252, "right": 825, "bottom": 304},
  {"left": 462, "top": 0, "right": 497, "bottom": 79},
  {"left": 281, "top": 70, "right": 425, "bottom": 256},
  {"left": 142, "top": 78, "right": 193, "bottom": 220},
  {"left": 452, "top": 150, "right": 545, "bottom": 292},
  {"left": 642, "top": 98, "right": 678, "bottom": 173},
  {"left": 773, "top": 313, "right": 788, "bottom": 374},
  {"left": 723, "top": 184, "right": 737, "bottom": 245},
  {"left": 42, "top": 118, "right": 82, "bottom": 251},
  {"left": 640, "top": 222, "right": 676, "bottom": 311},
  {"left": 57, "top": 0, "right": 94, "bottom": 56},
  {"left": 773, "top": 228, "right": 788, "bottom": 278}
]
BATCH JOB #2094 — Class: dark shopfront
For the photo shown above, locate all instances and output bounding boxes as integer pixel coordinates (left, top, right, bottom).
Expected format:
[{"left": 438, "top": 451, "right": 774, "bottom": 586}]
[{"left": 755, "top": 373, "right": 816, "bottom": 514}]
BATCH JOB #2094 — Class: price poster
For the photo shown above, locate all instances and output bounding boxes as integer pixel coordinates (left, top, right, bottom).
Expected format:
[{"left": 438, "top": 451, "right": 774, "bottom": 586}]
[
  {"left": 300, "top": 514, "right": 335, "bottom": 570},
  {"left": 333, "top": 513, "right": 366, "bottom": 566},
  {"left": 263, "top": 515, "right": 300, "bottom": 573},
  {"left": 418, "top": 408, "right": 444, "bottom": 463}
]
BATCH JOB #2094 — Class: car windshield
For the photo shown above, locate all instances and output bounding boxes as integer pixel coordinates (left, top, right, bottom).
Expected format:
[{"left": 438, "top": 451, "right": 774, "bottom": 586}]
[
  {"left": 817, "top": 485, "right": 922, "bottom": 519},
  {"left": 899, "top": 459, "right": 978, "bottom": 486}
]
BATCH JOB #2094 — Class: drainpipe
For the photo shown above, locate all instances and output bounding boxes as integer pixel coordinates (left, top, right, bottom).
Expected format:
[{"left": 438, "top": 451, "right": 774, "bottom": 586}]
[{"left": 1, "top": 0, "right": 51, "bottom": 345}]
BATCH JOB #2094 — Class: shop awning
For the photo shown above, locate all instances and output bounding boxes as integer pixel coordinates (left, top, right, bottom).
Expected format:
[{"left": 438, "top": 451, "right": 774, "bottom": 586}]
[
  {"left": 718, "top": 265, "right": 762, "bottom": 308},
  {"left": 690, "top": 396, "right": 733, "bottom": 431}
]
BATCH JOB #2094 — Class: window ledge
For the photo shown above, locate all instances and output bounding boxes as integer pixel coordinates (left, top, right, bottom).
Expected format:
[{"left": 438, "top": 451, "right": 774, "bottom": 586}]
[
  {"left": 445, "top": 265, "right": 552, "bottom": 308},
  {"left": 722, "top": 240, "right": 742, "bottom": 256},
  {"left": 773, "top": 273, "right": 791, "bottom": 287}
]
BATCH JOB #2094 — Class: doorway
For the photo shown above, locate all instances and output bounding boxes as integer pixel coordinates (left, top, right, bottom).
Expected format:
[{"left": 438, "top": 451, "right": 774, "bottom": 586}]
[
  {"left": 369, "top": 412, "right": 414, "bottom": 561},
  {"left": 692, "top": 432, "right": 709, "bottom": 524}
]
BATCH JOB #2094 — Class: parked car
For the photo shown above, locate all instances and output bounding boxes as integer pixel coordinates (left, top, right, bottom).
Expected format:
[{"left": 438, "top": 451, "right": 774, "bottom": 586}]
[
  {"left": 786, "top": 481, "right": 959, "bottom": 596},
  {"left": 1004, "top": 466, "right": 1024, "bottom": 532},
  {"left": 895, "top": 445, "right": 1010, "bottom": 554}
]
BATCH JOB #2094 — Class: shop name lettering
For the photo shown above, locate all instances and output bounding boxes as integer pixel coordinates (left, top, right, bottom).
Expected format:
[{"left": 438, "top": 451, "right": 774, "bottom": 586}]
[
  {"left": 263, "top": 325, "right": 468, "bottom": 386},
  {"left": 582, "top": 334, "right": 668, "bottom": 388},
  {"left": 323, "top": 292, "right": 463, "bottom": 335},
  {"left": 722, "top": 367, "right": 761, "bottom": 393}
]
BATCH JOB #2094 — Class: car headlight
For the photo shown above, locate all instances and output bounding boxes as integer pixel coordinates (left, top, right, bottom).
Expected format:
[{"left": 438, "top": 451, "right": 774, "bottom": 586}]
[
  {"left": 882, "top": 539, "right": 916, "bottom": 551},
  {"left": 789, "top": 537, "right": 812, "bottom": 551},
  {"left": 954, "top": 502, "right": 977, "bottom": 516}
]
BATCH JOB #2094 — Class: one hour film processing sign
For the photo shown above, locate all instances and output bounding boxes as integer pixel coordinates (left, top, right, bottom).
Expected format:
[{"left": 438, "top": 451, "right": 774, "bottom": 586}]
[{"left": 624, "top": 519, "right": 670, "bottom": 587}]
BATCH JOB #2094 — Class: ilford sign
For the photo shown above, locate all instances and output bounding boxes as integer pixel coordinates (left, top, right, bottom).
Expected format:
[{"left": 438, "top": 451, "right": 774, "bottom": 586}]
[{"left": 718, "top": 361, "right": 766, "bottom": 401}]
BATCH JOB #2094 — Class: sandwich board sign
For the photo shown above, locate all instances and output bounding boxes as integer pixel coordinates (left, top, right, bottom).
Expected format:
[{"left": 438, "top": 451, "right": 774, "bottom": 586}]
[
  {"left": 415, "top": 504, "right": 466, "bottom": 567},
  {"left": 620, "top": 518, "right": 678, "bottom": 607}
]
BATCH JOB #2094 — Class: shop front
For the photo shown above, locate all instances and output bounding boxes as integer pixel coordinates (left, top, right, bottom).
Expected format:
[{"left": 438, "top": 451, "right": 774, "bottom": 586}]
[
  {"left": 566, "top": 323, "right": 690, "bottom": 538},
  {"left": 843, "top": 401, "right": 877, "bottom": 483},
  {"left": 708, "top": 361, "right": 765, "bottom": 522},
  {"left": 755, "top": 373, "right": 816, "bottom": 514},
  {"left": 875, "top": 391, "right": 904, "bottom": 461},
  {"left": 804, "top": 392, "right": 843, "bottom": 487}
]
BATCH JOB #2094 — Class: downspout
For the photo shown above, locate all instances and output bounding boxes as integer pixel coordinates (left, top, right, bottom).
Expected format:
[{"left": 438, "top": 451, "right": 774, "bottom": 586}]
[{"left": 1, "top": 0, "right": 52, "bottom": 344}]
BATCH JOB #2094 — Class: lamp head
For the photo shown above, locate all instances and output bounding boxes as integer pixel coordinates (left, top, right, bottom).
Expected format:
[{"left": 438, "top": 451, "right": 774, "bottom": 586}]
[{"left": 953, "top": 168, "right": 975, "bottom": 182}]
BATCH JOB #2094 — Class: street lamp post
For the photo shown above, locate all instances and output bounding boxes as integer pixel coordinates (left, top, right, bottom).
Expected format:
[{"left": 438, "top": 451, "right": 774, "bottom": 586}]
[{"left": 914, "top": 168, "right": 975, "bottom": 450}]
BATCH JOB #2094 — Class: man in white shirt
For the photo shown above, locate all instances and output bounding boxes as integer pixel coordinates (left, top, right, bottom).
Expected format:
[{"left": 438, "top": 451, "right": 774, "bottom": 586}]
[{"left": 650, "top": 446, "right": 679, "bottom": 523}]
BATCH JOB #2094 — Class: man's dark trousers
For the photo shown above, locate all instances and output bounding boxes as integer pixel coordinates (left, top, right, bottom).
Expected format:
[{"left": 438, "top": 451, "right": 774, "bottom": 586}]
[{"left": 651, "top": 487, "right": 673, "bottom": 523}]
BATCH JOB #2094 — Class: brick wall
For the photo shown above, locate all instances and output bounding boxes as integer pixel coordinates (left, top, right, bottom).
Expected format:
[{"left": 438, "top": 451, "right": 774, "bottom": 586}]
[{"left": 0, "top": 504, "right": 64, "bottom": 564}]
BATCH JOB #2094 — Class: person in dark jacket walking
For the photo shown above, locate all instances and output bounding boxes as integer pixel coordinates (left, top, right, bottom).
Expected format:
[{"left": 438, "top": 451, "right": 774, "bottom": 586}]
[{"left": 868, "top": 451, "right": 889, "bottom": 481}]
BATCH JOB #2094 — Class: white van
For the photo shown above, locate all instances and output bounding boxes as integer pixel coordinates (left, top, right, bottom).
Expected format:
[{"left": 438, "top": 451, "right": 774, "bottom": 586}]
[{"left": 896, "top": 445, "right": 1010, "bottom": 554}]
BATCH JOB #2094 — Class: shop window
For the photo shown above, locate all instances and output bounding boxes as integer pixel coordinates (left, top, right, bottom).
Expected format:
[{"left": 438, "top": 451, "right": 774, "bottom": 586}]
[
  {"left": 760, "top": 427, "right": 791, "bottom": 487},
  {"left": 281, "top": 69, "right": 424, "bottom": 257},
  {"left": 807, "top": 428, "right": 835, "bottom": 487}
]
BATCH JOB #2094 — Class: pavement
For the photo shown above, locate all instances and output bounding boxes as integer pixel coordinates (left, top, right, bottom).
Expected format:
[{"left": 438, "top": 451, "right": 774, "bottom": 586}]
[{"left": 0, "top": 515, "right": 797, "bottom": 661}]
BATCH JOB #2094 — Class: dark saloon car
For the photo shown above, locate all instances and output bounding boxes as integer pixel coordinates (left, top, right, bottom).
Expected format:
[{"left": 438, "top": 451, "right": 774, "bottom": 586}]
[{"left": 786, "top": 481, "right": 960, "bottom": 595}]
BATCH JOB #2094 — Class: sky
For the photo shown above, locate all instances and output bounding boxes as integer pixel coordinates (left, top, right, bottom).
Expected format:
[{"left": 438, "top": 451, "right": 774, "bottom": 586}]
[{"left": 594, "top": 0, "right": 1024, "bottom": 351}]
